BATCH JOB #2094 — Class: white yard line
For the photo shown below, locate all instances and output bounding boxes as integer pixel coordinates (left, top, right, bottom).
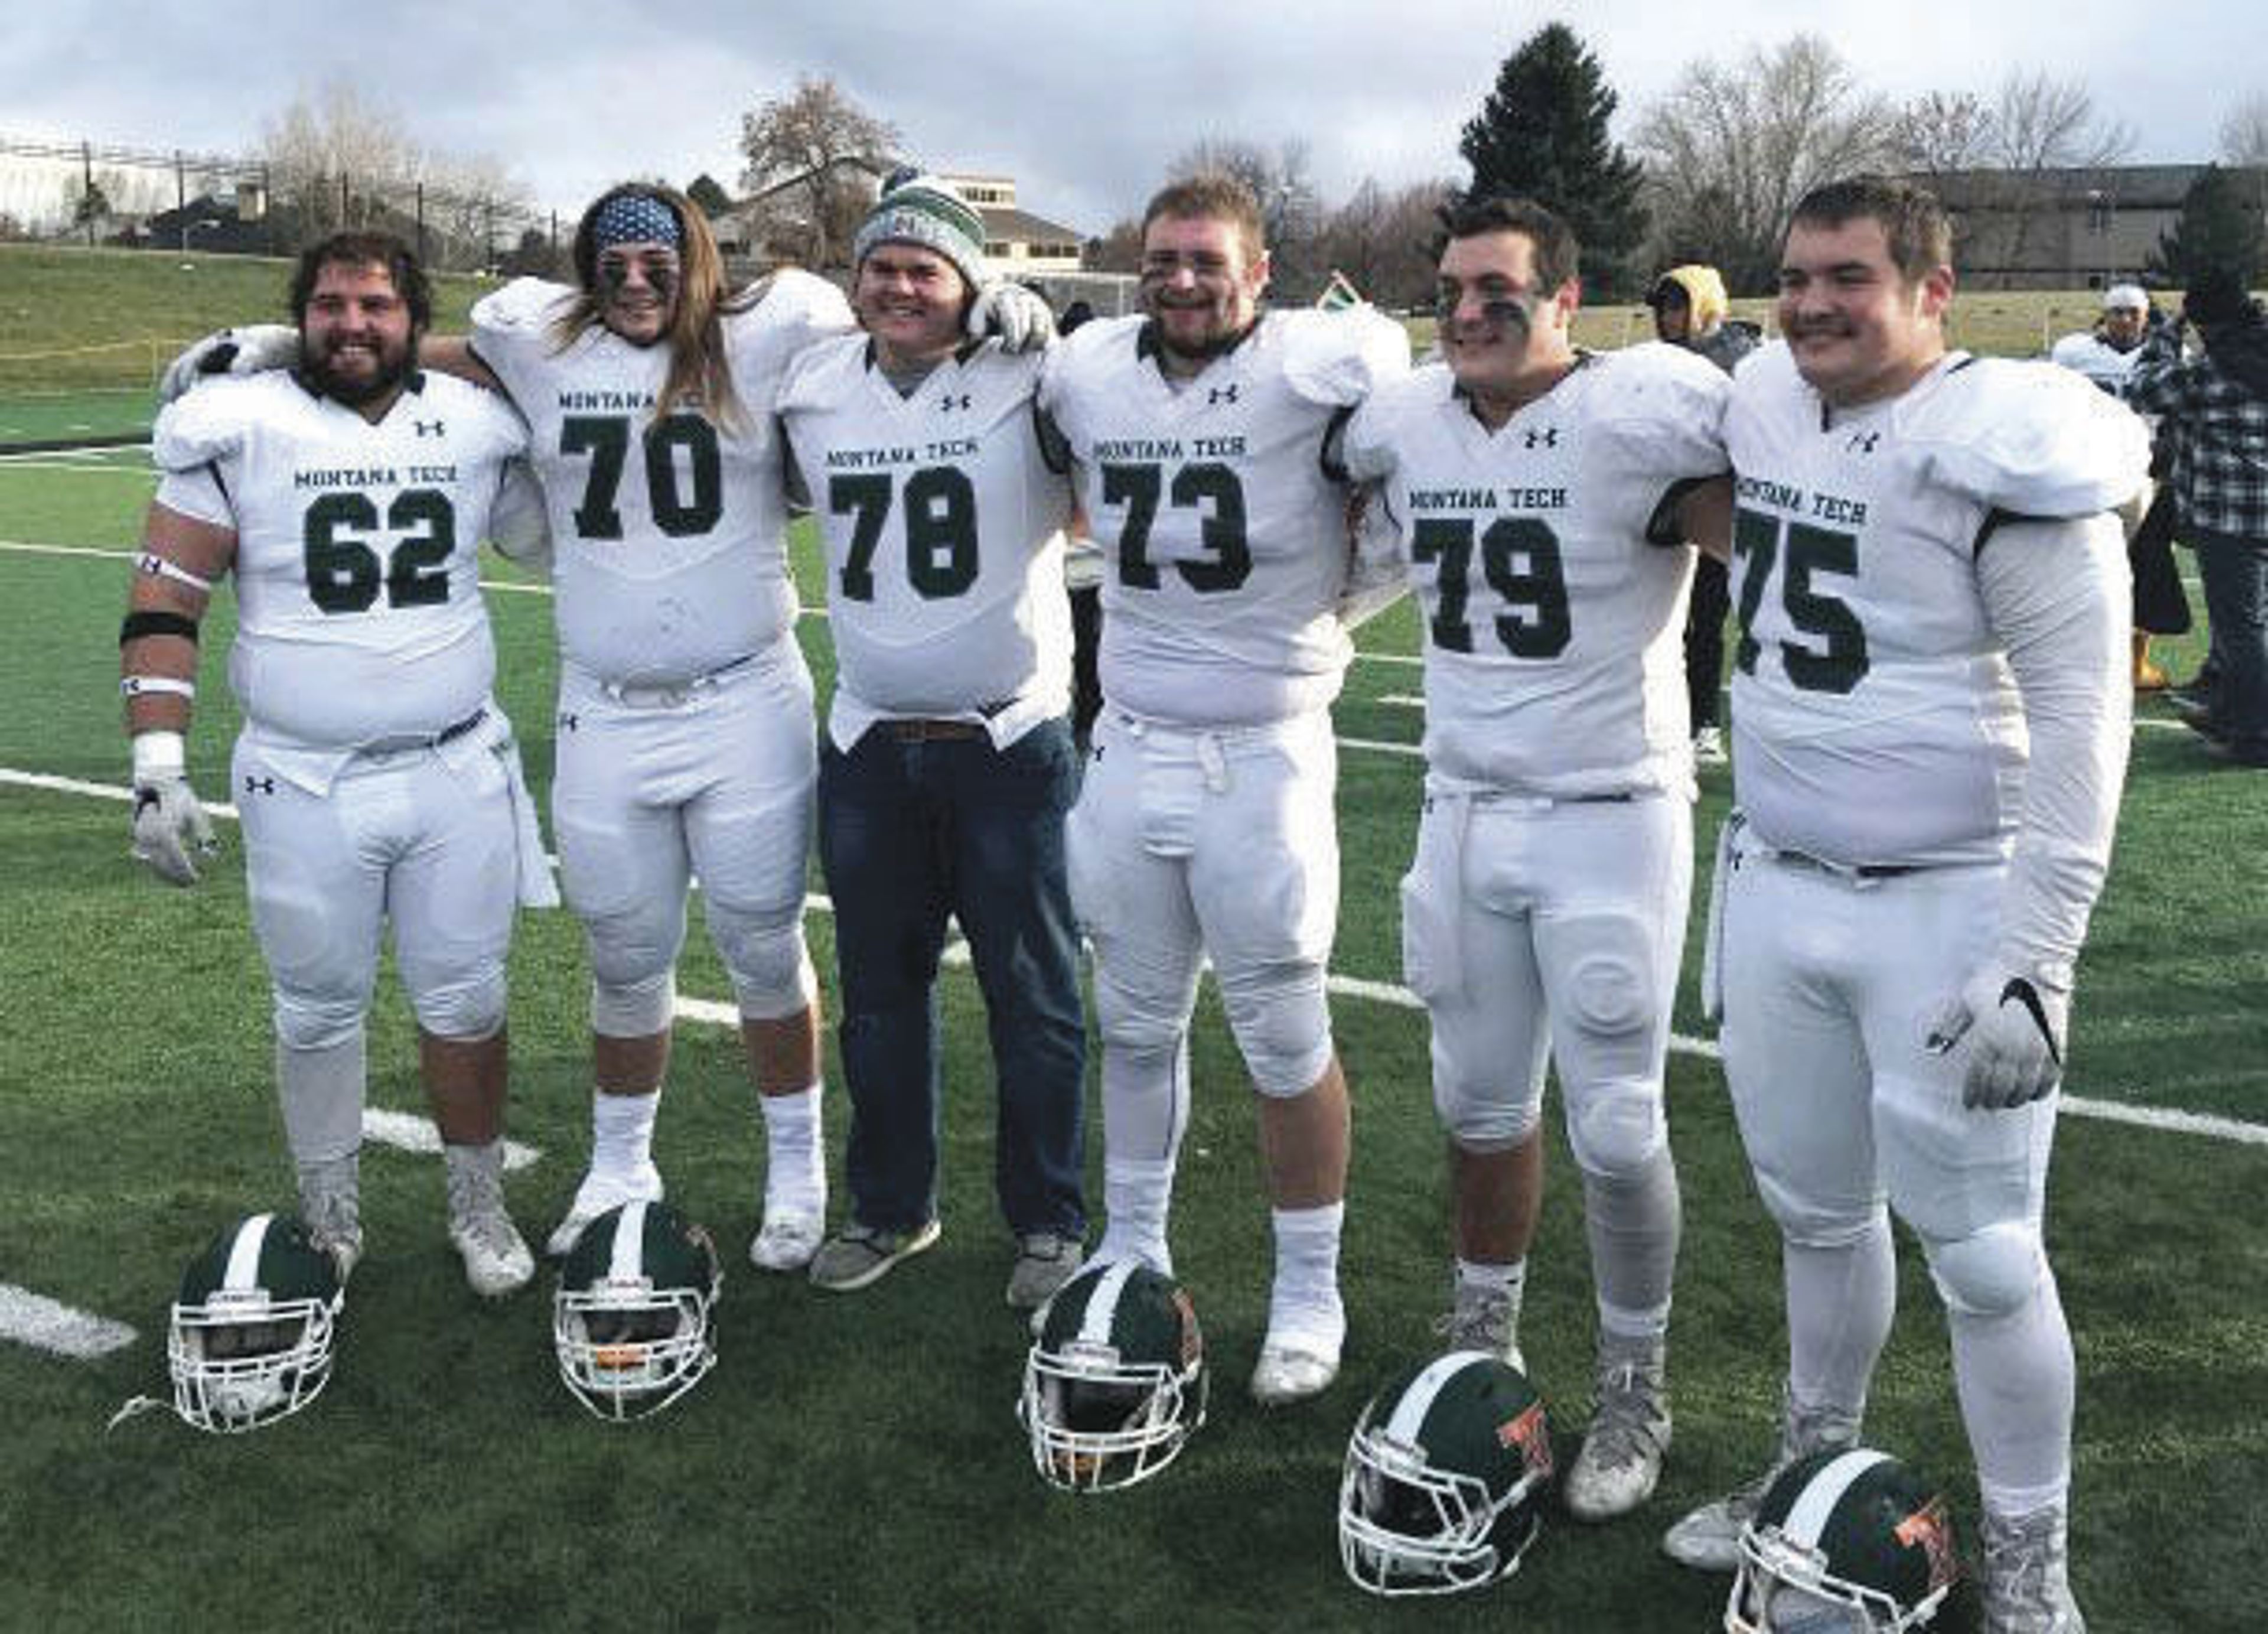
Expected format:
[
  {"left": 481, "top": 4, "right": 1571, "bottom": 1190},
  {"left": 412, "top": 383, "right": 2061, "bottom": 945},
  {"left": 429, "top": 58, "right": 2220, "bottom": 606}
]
[
  {"left": 361, "top": 1108, "right": 541, "bottom": 1173},
  {"left": 0, "top": 1283, "right": 137, "bottom": 1359}
]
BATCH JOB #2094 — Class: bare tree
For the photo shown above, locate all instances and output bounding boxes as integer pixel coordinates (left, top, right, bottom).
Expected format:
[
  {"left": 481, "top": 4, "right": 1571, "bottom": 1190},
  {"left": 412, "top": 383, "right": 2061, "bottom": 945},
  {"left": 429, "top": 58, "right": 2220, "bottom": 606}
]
[
  {"left": 1894, "top": 90, "right": 1996, "bottom": 180},
  {"left": 1634, "top": 34, "right": 1898, "bottom": 292},
  {"left": 259, "top": 82, "right": 528, "bottom": 262},
  {"left": 2221, "top": 92, "right": 2268, "bottom": 165},
  {"left": 1317, "top": 177, "right": 1456, "bottom": 310},
  {"left": 1956, "top": 71, "right": 2135, "bottom": 279},
  {"left": 737, "top": 76, "right": 900, "bottom": 269}
]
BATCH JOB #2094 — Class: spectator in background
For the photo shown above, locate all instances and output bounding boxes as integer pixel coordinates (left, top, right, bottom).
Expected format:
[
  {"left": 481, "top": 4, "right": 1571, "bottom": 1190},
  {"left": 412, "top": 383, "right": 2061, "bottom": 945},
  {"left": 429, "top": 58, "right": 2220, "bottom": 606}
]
[
  {"left": 2127, "top": 271, "right": 2268, "bottom": 768},
  {"left": 2050, "top": 284, "right": 2186, "bottom": 692},
  {"left": 1648, "top": 265, "right": 1757, "bottom": 766}
]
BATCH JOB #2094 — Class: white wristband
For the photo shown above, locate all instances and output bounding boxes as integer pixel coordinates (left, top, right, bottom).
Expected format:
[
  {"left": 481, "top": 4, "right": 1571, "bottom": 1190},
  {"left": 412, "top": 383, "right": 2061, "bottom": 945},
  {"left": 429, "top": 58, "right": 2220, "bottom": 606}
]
[
  {"left": 138, "top": 552, "right": 213, "bottom": 593},
  {"left": 133, "top": 729, "right": 187, "bottom": 783},
  {"left": 121, "top": 675, "right": 195, "bottom": 700}
]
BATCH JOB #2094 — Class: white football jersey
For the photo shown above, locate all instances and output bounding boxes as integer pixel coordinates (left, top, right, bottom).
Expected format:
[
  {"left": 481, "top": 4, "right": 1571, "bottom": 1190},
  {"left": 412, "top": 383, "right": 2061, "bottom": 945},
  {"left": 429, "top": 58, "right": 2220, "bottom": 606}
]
[
  {"left": 2047, "top": 330, "right": 2142, "bottom": 397},
  {"left": 1725, "top": 342, "right": 2149, "bottom": 867},
  {"left": 777, "top": 336, "right": 1074, "bottom": 745},
  {"left": 1341, "top": 344, "right": 1730, "bottom": 796},
  {"left": 470, "top": 272, "right": 853, "bottom": 685},
  {"left": 1038, "top": 307, "right": 1410, "bottom": 725},
  {"left": 152, "top": 370, "right": 526, "bottom": 751}
]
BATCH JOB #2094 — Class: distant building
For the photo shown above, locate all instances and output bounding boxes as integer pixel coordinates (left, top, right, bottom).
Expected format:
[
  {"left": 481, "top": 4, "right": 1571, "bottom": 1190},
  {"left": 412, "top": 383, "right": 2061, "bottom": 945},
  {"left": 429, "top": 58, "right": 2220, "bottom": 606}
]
[
  {"left": 1924, "top": 163, "right": 2267, "bottom": 290},
  {"left": 940, "top": 173, "right": 1083, "bottom": 274},
  {"left": 715, "top": 161, "right": 1089, "bottom": 280}
]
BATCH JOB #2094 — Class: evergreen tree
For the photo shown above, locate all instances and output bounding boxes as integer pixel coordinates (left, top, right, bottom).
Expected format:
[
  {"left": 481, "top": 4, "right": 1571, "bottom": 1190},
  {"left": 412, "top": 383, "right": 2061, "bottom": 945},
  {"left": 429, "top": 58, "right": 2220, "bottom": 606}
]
[
  {"left": 1458, "top": 22, "right": 1648, "bottom": 295},
  {"left": 2149, "top": 164, "right": 2266, "bottom": 289},
  {"left": 686, "top": 174, "right": 734, "bottom": 219}
]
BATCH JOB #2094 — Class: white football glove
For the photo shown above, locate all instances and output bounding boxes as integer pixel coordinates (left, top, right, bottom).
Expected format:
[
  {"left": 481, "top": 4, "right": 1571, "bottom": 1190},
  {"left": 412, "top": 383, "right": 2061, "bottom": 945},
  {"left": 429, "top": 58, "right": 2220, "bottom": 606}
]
[
  {"left": 966, "top": 282, "right": 1057, "bottom": 353},
  {"left": 131, "top": 776, "right": 218, "bottom": 887},
  {"left": 157, "top": 324, "right": 299, "bottom": 405},
  {"left": 1923, "top": 964, "right": 2070, "bottom": 1110}
]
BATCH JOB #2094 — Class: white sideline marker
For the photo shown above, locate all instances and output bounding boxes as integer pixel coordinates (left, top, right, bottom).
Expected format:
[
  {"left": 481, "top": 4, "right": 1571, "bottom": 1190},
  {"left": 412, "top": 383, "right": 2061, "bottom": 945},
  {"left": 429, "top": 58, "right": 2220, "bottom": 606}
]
[
  {"left": 0, "top": 1283, "right": 137, "bottom": 1359},
  {"left": 363, "top": 1108, "right": 542, "bottom": 1173}
]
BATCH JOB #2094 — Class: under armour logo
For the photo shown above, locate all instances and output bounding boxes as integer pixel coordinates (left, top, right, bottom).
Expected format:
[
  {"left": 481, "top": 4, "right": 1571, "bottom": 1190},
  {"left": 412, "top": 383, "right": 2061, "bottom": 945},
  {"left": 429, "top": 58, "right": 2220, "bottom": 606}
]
[
  {"left": 415, "top": 419, "right": 445, "bottom": 438},
  {"left": 558, "top": 712, "right": 579, "bottom": 733},
  {"left": 1523, "top": 427, "right": 1558, "bottom": 448},
  {"left": 1208, "top": 384, "right": 1239, "bottom": 405},
  {"left": 939, "top": 393, "right": 971, "bottom": 413},
  {"left": 1847, "top": 431, "right": 1882, "bottom": 454},
  {"left": 242, "top": 774, "right": 275, "bottom": 795}
]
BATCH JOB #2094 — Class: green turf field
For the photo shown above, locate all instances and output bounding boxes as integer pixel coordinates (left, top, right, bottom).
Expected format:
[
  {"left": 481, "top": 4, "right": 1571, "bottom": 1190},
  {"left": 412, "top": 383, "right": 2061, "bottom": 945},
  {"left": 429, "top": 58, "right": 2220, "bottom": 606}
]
[{"left": 1, "top": 252, "right": 2264, "bottom": 1630}]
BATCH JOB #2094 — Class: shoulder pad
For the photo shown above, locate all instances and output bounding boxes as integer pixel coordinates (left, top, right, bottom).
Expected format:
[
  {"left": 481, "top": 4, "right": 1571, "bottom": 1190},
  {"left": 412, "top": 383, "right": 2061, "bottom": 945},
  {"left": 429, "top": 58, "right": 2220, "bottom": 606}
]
[
  {"left": 1589, "top": 341, "right": 1732, "bottom": 424},
  {"left": 737, "top": 266, "right": 855, "bottom": 337},
  {"left": 1276, "top": 306, "right": 1411, "bottom": 406},
  {"left": 1911, "top": 357, "right": 2149, "bottom": 517},
  {"left": 470, "top": 277, "right": 574, "bottom": 338},
  {"left": 773, "top": 331, "right": 866, "bottom": 415},
  {"left": 151, "top": 376, "right": 260, "bottom": 473},
  {"left": 418, "top": 372, "right": 529, "bottom": 449}
]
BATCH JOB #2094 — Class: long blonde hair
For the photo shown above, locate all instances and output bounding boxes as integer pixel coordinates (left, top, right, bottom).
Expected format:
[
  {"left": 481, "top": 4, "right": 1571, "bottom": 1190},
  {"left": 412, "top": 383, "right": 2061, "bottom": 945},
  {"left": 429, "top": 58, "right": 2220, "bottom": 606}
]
[{"left": 549, "top": 183, "right": 754, "bottom": 432}]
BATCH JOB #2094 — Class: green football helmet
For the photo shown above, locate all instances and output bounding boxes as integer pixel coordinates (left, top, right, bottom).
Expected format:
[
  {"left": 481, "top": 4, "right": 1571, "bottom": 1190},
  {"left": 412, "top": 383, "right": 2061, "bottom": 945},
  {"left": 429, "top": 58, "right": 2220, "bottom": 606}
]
[
  {"left": 1338, "top": 1350, "right": 1555, "bottom": 1596},
  {"left": 1728, "top": 1448, "right": 1960, "bottom": 1633},
  {"left": 1019, "top": 1259, "right": 1207, "bottom": 1492},
  {"left": 168, "top": 1212, "right": 344, "bottom": 1434},
  {"left": 553, "top": 1200, "right": 721, "bottom": 1423}
]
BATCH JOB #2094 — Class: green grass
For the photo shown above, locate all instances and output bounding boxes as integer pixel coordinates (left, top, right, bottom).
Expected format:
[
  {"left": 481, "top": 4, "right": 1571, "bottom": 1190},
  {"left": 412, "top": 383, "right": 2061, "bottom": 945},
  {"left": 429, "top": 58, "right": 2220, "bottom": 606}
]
[{"left": 3, "top": 282, "right": 2266, "bottom": 1630}]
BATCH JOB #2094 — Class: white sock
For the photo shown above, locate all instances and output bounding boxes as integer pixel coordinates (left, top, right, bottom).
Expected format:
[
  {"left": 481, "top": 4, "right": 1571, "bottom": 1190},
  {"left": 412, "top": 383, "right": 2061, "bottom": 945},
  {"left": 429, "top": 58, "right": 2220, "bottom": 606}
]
[
  {"left": 758, "top": 1083, "right": 826, "bottom": 1217},
  {"left": 1098, "top": 1157, "right": 1177, "bottom": 1274},
  {"left": 1268, "top": 1202, "right": 1345, "bottom": 1347},
  {"left": 590, "top": 1088, "right": 659, "bottom": 1182},
  {"left": 1954, "top": 1270, "right": 2075, "bottom": 1509}
]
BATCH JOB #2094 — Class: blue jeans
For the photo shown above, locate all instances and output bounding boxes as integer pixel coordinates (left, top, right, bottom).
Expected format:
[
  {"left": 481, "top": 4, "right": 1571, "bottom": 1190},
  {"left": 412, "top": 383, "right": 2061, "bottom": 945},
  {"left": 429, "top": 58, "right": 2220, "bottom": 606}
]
[
  {"left": 2193, "top": 528, "right": 2268, "bottom": 763},
  {"left": 818, "top": 717, "right": 1087, "bottom": 1236}
]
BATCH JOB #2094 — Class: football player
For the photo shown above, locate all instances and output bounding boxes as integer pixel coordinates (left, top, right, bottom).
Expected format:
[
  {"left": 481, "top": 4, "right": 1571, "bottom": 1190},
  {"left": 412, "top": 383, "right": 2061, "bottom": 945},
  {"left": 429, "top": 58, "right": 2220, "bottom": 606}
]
[
  {"left": 1337, "top": 196, "right": 1733, "bottom": 1521},
  {"left": 1661, "top": 177, "right": 2146, "bottom": 1634},
  {"left": 1036, "top": 174, "right": 1410, "bottom": 1405},
  {"left": 775, "top": 172, "right": 1086, "bottom": 1307},
  {"left": 122, "top": 232, "right": 551, "bottom": 1297}
]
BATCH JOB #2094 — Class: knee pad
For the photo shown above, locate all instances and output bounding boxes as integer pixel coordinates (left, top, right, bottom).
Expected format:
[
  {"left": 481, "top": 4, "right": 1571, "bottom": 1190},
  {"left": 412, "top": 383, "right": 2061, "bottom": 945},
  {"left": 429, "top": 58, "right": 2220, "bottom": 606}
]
[
  {"left": 1566, "top": 1079, "right": 1668, "bottom": 1181},
  {"left": 1922, "top": 1220, "right": 2047, "bottom": 1319},
  {"left": 582, "top": 896, "right": 687, "bottom": 998},
  {"left": 272, "top": 987, "right": 366, "bottom": 1053},
  {"left": 1094, "top": 965, "right": 1187, "bottom": 1067},
  {"left": 1754, "top": 1176, "right": 1886, "bottom": 1254},
  {"left": 410, "top": 962, "right": 507, "bottom": 1043},
  {"left": 1218, "top": 961, "right": 1333, "bottom": 1098},
  {"left": 591, "top": 968, "right": 677, "bottom": 1038},
  {"left": 1432, "top": 1077, "right": 1542, "bottom": 1153},
  {"left": 709, "top": 903, "right": 815, "bottom": 1022}
]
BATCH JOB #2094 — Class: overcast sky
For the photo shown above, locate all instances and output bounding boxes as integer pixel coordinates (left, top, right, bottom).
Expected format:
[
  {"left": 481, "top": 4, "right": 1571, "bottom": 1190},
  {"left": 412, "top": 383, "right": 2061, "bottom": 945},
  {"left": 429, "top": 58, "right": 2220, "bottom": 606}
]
[{"left": 3, "top": 2, "right": 2258, "bottom": 234}]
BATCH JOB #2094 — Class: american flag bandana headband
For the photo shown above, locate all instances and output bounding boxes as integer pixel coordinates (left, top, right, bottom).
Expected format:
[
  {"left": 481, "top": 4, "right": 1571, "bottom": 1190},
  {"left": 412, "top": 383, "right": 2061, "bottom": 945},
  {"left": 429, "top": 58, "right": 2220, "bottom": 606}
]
[{"left": 591, "top": 193, "right": 682, "bottom": 250}]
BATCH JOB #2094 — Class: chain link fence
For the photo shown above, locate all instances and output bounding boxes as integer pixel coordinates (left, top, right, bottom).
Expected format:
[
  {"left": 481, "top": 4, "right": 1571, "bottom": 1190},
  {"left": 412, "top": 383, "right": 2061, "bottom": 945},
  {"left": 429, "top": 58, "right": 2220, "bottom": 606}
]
[{"left": 0, "top": 132, "right": 565, "bottom": 275}]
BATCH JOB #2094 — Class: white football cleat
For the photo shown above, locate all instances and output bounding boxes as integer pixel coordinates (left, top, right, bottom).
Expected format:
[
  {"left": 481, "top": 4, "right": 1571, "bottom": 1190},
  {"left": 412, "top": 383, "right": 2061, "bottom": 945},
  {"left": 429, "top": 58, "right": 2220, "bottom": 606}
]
[
  {"left": 1563, "top": 1341, "right": 1672, "bottom": 1522},
  {"left": 450, "top": 1212, "right": 535, "bottom": 1298},
  {"left": 1250, "top": 1336, "right": 1341, "bottom": 1407},
  {"left": 748, "top": 1208, "right": 825, "bottom": 1272},
  {"left": 545, "top": 1163, "right": 663, "bottom": 1258}
]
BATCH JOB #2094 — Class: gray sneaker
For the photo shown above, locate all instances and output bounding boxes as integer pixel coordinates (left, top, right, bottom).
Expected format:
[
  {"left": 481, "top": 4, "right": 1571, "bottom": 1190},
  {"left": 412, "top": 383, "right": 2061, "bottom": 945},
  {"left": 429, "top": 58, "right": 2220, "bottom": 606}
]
[
  {"left": 298, "top": 1154, "right": 363, "bottom": 1284},
  {"left": 1005, "top": 1232, "right": 1084, "bottom": 1311},
  {"left": 1982, "top": 1504, "right": 2085, "bottom": 1633},
  {"left": 443, "top": 1141, "right": 534, "bottom": 1298},
  {"left": 1564, "top": 1339, "right": 1671, "bottom": 1522},
  {"left": 807, "top": 1218, "right": 941, "bottom": 1293},
  {"left": 1661, "top": 1392, "right": 1859, "bottom": 1571},
  {"left": 1433, "top": 1280, "right": 1523, "bottom": 1369}
]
